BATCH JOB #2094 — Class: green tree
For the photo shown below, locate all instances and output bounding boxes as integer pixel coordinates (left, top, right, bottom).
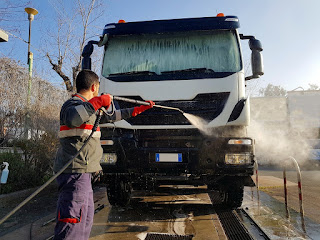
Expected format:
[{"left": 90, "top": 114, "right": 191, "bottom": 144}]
[
  {"left": 307, "top": 83, "right": 319, "bottom": 90},
  {"left": 258, "top": 83, "right": 287, "bottom": 97}
]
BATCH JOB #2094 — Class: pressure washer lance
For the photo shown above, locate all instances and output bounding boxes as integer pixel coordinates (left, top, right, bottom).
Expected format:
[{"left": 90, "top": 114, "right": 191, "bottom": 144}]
[{"left": 113, "top": 96, "right": 185, "bottom": 114}]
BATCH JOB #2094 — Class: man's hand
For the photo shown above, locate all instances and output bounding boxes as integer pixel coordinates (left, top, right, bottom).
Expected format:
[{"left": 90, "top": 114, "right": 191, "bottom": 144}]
[
  {"left": 132, "top": 100, "right": 155, "bottom": 117},
  {"left": 88, "top": 94, "right": 112, "bottom": 111},
  {"left": 91, "top": 170, "right": 103, "bottom": 184}
]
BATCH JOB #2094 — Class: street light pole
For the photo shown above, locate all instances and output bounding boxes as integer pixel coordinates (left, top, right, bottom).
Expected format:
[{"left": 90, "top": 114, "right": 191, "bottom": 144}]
[{"left": 24, "top": 7, "right": 38, "bottom": 139}]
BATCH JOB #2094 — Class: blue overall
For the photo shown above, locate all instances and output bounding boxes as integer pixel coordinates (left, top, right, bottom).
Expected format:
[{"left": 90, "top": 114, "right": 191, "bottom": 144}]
[{"left": 54, "top": 173, "right": 94, "bottom": 240}]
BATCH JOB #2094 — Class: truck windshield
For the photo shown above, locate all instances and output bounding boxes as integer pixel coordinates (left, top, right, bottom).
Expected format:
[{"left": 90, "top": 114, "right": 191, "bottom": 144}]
[{"left": 102, "top": 30, "right": 241, "bottom": 78}]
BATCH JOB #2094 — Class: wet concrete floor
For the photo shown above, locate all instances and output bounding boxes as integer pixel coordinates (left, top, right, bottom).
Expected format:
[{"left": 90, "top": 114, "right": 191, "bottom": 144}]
[
  {"left": 2, "top": 172, "right": 320, "bottom": 239},
  {"left": 90, "top": 186, "right": 225, "bottom": 240},
  {"left": 248, "top": 170, "right": 320, "bottom": 240},
  {"left": 90, "top": 185, "right": 320, "bottom": 240}
]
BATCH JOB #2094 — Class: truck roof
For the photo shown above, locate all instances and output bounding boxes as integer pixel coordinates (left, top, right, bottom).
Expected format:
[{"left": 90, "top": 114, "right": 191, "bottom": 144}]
[{"left": 103, "top": 16, "right": 240, "bottom": 36}]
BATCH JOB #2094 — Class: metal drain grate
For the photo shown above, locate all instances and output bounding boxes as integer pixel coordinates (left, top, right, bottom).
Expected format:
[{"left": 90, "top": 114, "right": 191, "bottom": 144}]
[
  {"left": 145, "top": 233, "right": 193, "bottom": 240},
  {"left": 217, "top": 210, "right": 253, "bottom": 240},
  {"left": 208, "top": 191, "right": 222, "bottom": 205}
]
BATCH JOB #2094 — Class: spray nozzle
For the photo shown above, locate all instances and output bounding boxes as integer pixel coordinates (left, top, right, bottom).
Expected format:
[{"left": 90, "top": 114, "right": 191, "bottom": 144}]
[
  {"left": 1, "top": 162, "right": 8, "bottom": 171},
  {"left": 153, "top": 104, "right": 185, "bottom": 114},
  {"left": 1, "top": 162, "right": 9, "bottom": 184}
]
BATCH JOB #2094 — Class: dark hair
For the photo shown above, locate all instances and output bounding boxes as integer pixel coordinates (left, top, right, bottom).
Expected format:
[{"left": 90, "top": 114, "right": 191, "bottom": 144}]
[{"left": 76, "top": 70, "right": 99, "bottom": 92}]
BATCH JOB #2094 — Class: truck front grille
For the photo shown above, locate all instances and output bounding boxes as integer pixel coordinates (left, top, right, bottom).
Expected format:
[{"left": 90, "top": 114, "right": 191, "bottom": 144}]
[{"left": 117, "top": 92, "right": 229, "bottom": 125}]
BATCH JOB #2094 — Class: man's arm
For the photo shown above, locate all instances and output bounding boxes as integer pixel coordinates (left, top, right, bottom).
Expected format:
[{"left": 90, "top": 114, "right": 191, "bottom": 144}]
[
  {"left": 61, "top": 101, "right": 96, "bottom": 128},
  {"left": 101, "top": 107, "right": 134, "bottom": 123},
  {"left": 101, "top": 101, "right": 154, "bottom": 123},
  {"left": 61, "top": 95, "right": 112, "bottom": 128}
]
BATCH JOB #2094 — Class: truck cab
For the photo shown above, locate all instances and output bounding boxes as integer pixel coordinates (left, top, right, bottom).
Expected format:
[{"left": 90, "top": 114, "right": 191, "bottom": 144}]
[{"left": 82, "top": 14, "right": 264, "bottom": 208}]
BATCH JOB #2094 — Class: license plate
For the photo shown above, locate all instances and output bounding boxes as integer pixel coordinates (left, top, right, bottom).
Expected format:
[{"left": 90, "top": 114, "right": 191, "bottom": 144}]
[{"left": 155, "top": 153, "right": 182, "bottom": 162}]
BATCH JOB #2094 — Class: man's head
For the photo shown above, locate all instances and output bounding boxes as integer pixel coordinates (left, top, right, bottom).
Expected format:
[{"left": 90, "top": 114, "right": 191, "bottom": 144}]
[{"left": 76, "top": 70, "right": 100, "bottom": 98}]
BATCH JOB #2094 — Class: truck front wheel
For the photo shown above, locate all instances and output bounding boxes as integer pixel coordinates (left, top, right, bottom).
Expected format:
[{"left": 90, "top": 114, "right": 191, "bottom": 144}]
[
  {"left": 106, "top": 177, "right": 132, "bottom": 207},
  {"left": 220, "top": 183, "right": 244, "bottom": 209}
]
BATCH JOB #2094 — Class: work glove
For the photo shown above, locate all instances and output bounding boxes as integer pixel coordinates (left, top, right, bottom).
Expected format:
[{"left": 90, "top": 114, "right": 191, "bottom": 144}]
[
  {"left": 132, "top": 100, "right": 155, "bottom": 117},
  {"left": 88, "top": 94, "right": 112, "bottom": 111}
]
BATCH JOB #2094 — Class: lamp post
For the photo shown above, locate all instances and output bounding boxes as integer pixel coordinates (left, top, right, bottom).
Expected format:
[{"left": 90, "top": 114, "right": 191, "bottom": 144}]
[
  {"left": 24, "top": 7, "right": 38, "bottom": 139},
  {"left": 0, "top": 29, "right": 8, "bottom": 42}
]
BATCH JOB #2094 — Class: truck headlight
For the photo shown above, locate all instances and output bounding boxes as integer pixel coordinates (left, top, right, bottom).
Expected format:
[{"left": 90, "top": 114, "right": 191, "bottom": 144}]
[
  {"left": 100, "top": 153, "right": 117, "bottom": 164},
  {"left": 228, "top": 139, "right": 252, "bottom": 145},
  {"left": 225, "top": 153, "right": 251, "bottom": 164}
]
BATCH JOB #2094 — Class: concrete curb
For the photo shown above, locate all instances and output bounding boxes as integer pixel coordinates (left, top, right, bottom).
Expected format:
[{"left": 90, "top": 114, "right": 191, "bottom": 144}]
[{"left": 0, "top": 183, "right": 57, "bottom": 205}]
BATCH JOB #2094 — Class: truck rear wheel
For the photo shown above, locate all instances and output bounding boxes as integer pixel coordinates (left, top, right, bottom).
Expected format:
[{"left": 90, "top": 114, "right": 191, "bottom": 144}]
[
  {"left": 106, "top": 177, "right": 132, "bottom": 207},
  {"left": 220, "top": 183, "right": 244, "bottom": 209}
]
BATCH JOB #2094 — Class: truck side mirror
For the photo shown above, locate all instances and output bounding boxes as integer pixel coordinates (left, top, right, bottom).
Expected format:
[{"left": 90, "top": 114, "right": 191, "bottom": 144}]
[
  {"left": 249, "top": 39, "right": 262, "bottom": 51},
  {"left": 81, "top": 41, "right": 99, "bottom": 70},
  {"left": 246, "top": 39, "right": 264, "bottom": 80},
  {"left": 82, "top": 56, "right": 92, "bottom": 70},
  {"left": 240, "top": 34, "right": 264, "bottom": 81}
]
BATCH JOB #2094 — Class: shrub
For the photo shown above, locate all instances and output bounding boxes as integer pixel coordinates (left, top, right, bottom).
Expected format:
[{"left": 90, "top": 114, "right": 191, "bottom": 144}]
[
  {"left": 0, "top": 152, "right": 41, "bottom": 193},
  {"left": 0, "top": 132, "right": 59, "bottom": 194}
]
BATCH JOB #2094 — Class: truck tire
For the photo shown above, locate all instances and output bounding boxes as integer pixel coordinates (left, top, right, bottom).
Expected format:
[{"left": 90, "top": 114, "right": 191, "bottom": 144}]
[
  {"left": 106, "top": 183, "right": 118, "bottom": 206},
  {"left": 221, "top": 183, "right": 244, "bottom": 209},
  {"left": 106, "top": 177, "right": 132, "bottom": 207}
]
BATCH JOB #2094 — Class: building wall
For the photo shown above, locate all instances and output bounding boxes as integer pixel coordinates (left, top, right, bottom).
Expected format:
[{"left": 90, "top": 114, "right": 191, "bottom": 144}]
[
  {"left": 248, "top": 91, "right": 320, "bottom": 164},
  {"left": 287, "top": 90, "right": 320, "bottom": 130},
  {"left": 250, "top": 96, "right": 289, "bottom": 133}
]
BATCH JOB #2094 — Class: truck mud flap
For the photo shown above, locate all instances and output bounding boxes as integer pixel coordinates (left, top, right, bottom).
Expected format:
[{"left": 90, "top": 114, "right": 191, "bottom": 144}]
[{"left": 243, "top": 176, "right": 255, "bottom": 187}]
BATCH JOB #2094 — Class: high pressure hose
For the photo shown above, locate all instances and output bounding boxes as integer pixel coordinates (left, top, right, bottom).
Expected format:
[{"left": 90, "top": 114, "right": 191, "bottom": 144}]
[
  {"left": 0, "top": 110, "right": 103, "bottom": 226},
  {"left": 0, "top": 96, "right": 185, "bottom": 225}
]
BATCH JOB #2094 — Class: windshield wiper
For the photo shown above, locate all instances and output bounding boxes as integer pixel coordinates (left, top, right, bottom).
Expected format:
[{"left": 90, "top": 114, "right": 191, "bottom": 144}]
[
  {"left": 109, "top": 71, "right": 158, "bottom": 76},
  {"left": 161, "top": 68, "right": 215, "bottom": 74}
]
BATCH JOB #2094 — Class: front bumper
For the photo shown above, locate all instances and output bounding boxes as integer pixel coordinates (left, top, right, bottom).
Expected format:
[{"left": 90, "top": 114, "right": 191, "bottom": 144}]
[{"left": 100, "top": 128, "right": 254, "bottom": 176}]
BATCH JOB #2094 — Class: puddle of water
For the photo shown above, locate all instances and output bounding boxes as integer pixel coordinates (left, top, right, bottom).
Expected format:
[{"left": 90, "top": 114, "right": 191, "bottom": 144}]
[
  {"left": 137, "top": 232, "right": 147, "bottom": 240},
  {"left": 173, "top": 209, "right": 187, "bottom": 236},
  {"left": 243, "top": 189, "right": 320, "bottom": 239}
]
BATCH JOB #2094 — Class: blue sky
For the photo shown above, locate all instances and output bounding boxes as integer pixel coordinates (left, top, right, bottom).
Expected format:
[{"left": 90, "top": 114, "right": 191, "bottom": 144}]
[{"left": 1, "top": 0, "right": 320, "bottom": 92}]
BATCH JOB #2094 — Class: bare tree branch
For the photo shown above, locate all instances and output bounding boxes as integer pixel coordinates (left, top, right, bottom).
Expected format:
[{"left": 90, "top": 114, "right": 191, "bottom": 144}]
[
  {"left": 46, "top": 53, "right": 73, "bottom": 92},
  {"left": 45, "top": 0, "right": 104, "bottom": 92},
  {"left": 0, "top": 0, "right": 31, "bottom": 32}
]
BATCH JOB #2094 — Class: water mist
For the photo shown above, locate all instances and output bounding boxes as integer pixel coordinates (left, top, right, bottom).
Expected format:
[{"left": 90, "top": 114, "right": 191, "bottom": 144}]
[{"left": 183, "top": 113, "right": 211, "bottom": 135}]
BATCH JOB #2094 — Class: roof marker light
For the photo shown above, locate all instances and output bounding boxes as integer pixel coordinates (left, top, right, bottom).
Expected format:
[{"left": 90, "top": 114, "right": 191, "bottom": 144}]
[
  {"left": 118, "top": 20, "right": 126, "bottom": 23},
  {"left": 228, "top": 139, "right": 252, "bottom": 145},
  {"left": 225, "top": 18, "right": 239, "bottom": 22},
  {"left": 217, "top": 13, "right": 225, "bottom": 17},
  {"left": 105, "top": 24, "right": 116, "bottom": 29}
]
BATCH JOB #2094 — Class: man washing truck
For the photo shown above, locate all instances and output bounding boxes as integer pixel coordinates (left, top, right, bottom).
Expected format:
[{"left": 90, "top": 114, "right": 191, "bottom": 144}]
[
  {"left": 81, "top": 14, "right": 264, "bottom": 208},
  {"left": 53, "top": 70, "right": 154, "bottom": 239}
]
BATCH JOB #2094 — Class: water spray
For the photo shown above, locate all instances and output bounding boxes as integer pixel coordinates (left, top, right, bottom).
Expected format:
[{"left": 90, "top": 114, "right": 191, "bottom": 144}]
[
  {"left": 112, "top": 96, "right": 219, "bottom": 135},
  {"left": 113, "top": 96, "right": 215, "bottom": 134}
]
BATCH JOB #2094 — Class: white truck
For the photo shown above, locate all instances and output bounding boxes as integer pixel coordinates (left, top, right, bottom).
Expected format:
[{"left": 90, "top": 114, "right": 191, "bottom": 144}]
[{"left": 82, "top": 14, "right": 264, "bottom": 208}]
